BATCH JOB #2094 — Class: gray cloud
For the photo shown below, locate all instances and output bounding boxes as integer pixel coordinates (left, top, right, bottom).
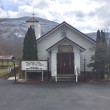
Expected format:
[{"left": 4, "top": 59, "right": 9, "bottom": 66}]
[
  {"left": 92, "top": 0, "right": 110, "bottom": 3},
  {"left": 64, "top": 10, "right": 85, "bottom": 18},
  {"left": 35, "top": 0, "right": 49, "bottom": 9},
  {"left": 74, "top": 11, "right": 85, "bottom": 18},
  {"left": 2, "top": 0, "right": 110, "bottom": 32},
  {"left": 88, "top": 11, "right": 96, "bottom": 17},
  {"left": 93, "top": 1, "right": 110, "bottom": 28}
]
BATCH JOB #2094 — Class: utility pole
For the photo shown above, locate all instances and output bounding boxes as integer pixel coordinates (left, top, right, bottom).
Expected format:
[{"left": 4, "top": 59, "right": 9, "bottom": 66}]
[{"left": 13, "top": 59, "right": 16, "bottom": 83}]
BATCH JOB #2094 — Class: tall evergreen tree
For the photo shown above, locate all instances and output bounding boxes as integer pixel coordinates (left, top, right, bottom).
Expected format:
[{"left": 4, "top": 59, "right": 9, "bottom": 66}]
[
  {"left": 88, "top": 30, "right": 107, "bottom": 78},
  {"left": 22, "top": 26, "right": 38, "bottom": 60},
  {"left": 105, "top": 35, "right": 110, "bottom": 76},
  {"left": 101, "top": 30, "right": 106, "bottom": 72},
  {"left": 94, "top": 30, "right": 102, "bottom": 72}
]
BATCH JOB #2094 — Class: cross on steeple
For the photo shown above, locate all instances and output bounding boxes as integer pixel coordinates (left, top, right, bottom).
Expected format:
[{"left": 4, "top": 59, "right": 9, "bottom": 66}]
[{"left": 32, "top": 13, "right": 35, "bottom": 18}]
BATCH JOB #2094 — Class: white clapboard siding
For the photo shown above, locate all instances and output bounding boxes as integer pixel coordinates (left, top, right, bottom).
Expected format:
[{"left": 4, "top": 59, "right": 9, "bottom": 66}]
[{"left": 37, "top": 23, "right": 95, "bottom": 72}]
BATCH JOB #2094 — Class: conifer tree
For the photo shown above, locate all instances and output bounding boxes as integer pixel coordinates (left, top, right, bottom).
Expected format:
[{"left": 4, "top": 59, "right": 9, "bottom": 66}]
[
  {"left": 22, "top": 26, "right": 38, "bottom": 60},
  {"left": 88, "top": 30, "right": 107, "bottom": 77},
  {"left": 100, "top": 30, "right": 106, "bottom": 72},
  {"left": 94, "top": 30, "right": 102, "bottom": 72}
]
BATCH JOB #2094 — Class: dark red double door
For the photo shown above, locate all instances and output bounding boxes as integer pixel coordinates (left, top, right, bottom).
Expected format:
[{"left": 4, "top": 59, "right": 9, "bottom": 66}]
[{"left": 57, "top": 53, "right": 74, "bottom": 74}]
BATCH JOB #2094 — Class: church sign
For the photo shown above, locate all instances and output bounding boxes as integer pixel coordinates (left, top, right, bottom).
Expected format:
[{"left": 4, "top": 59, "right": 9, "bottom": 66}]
[
  {"left": 21, "top": 61, "right": 47, "bottom": 71},
  {"left": 58, "top": 45, "right": 73, "bottom": 52}
]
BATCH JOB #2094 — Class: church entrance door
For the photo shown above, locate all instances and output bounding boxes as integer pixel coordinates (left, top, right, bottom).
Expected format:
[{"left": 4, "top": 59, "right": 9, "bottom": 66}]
[{"left": 57, "top": 53, "right": 74, "bottom": 74}]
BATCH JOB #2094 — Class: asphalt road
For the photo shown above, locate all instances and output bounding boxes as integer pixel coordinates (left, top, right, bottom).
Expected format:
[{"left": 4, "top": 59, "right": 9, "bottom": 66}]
[{"left": 0, "top": 80, "right": 110, "bottom": 110}]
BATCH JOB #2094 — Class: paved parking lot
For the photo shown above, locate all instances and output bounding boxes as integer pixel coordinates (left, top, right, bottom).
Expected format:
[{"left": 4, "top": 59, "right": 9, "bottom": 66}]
[{"left": 0, "top": 80, "right": 110, "bottom": 110}]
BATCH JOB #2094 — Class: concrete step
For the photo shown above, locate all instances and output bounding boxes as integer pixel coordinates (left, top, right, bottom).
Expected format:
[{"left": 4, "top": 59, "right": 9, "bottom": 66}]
[
  {"left": 57, "top": 78, "right": 76, "bottom": 82},
  {"left": 57, "top": 74, "right": 74, "bottom": 76},
  {"left": 57, "top": 74, "right": 76, "bottom": 82},
  {"left": 57, "top": 76, "right": 75, "bottom": 78},
  {"left": 57, "top": 74, "right": 74, "bottom": 77}
]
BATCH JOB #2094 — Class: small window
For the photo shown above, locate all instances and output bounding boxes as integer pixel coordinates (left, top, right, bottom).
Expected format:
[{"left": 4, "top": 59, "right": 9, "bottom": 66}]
[
  {"left": 61, "top": 29, "right": 67, "bottom": 37},
  {"left": 30, "top": 25, "right": 35, "bottom": 29}
]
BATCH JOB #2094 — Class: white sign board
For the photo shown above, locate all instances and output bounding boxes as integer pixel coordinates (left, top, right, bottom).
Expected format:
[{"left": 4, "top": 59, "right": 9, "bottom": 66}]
[{"left": 21, "top": 61, "right": 47, "bottom": 71}]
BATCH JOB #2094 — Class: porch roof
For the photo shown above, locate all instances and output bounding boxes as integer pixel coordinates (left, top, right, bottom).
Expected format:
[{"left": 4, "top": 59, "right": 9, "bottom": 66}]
[
  {"left": 46, "top": 37, "right": 86, "bottom": 52},
  {"left": 0, "top": 55, "right": 15, "bottom": 60}
]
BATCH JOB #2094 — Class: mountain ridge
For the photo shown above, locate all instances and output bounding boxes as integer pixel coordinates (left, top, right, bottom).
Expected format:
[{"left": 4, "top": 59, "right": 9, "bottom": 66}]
[
  {"left": 0, "top": 17, "right": 97, "bottom": 40},
  {"left": 0, "top": 16, "right": 59, "bottom": 40}
]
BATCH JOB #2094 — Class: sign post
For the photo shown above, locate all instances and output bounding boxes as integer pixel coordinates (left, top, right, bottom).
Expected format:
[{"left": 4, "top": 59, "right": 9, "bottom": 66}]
[
  {"left": 21, "top": 61, "right": 48, "bottom": 82},
  {"left": 42, "top": 71, "right": 43, "bottom": 82},
  {"left": 13, "top": 60, "right": 16, "bottom": 83}
]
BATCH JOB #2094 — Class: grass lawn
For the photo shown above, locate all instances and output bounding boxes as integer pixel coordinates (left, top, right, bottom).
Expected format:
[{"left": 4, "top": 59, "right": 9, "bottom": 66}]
[
  {"left": 0, "top": 61, "right": 14, "bottom": 67},
  {"left": 0, "top": 61, "right": 19, "bottom": 67},
  {"left": 0, "top": 61, "right": 19, "bottom": 77},
  {"left": 0, "top": 69, "right": 10, "bottom": 76}
]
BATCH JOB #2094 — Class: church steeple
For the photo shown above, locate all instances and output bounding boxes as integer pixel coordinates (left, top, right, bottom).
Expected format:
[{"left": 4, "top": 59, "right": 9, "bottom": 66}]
[{"left": 26, "top": 14, "right": 41, "bottom": 39}]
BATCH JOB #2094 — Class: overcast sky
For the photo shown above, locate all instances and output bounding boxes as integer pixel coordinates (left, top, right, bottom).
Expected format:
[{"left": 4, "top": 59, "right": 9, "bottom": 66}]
[{"left": 0, "top": 0, "right": 110, "bottom": 33}]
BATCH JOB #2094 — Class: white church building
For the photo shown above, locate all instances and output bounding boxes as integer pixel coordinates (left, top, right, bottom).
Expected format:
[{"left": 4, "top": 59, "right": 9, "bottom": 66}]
[{"left": 25, "top": 17, "right": 95, "bottom": 81}]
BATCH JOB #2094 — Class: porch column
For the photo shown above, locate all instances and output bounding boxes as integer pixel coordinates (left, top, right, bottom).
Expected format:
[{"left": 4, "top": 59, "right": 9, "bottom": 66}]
[{"left": 51, "top": 49, "right": 57, "bottom": 77}]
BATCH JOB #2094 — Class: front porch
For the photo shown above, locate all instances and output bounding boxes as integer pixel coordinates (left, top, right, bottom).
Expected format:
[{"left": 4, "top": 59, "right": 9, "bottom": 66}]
[{"left": 46, "top": 37, "right": 85, "bottom": 81}]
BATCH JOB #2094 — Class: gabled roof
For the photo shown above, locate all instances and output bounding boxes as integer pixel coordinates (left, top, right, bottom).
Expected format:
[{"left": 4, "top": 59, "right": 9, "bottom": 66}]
[
  {"left": 37, "top": 21, "right": 96, "bottom": 43},
  {"left": 46, "top": 37, "right": 86, "bottom": 52},
  {"left": 26, "top": 17, "right": 39, "bottom": 22}
]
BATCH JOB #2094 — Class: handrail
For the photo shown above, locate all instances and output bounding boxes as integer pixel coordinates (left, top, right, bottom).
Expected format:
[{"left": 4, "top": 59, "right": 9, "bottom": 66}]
[
  {"left": 75, "top": 66, "right": 78, "bottom": 83},
  {"left": 76, "top": 70, "right": 78, "bottom": 83}
]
